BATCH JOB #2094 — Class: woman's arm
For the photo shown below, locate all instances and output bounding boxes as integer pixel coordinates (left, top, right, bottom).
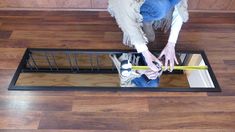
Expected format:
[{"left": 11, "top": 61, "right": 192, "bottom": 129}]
[
  {"left": 168, "top": 7, "right": 183, "bottom": 44},
  {"left": 158, "top": 7, "right": 184, "bottom": 71},
  {"left": 108, "top": 0, "right": 162, "bottom": 72}
]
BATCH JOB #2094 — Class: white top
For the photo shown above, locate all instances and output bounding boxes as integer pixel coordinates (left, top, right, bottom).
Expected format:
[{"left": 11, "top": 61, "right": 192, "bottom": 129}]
[
  {"left": 135, "top": 7, "right": 183, "bottom": 53},
  {"left": 108, "top": 0, "right": 185, "bottom": 53}
]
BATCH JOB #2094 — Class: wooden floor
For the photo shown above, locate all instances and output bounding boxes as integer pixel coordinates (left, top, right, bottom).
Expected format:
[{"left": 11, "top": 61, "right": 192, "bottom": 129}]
[
  {"left": 0, "top": 11, "right": 235, "bottom": 131},
  {"left": 16, "top": 73, "right": 189, "bottom": 88}
]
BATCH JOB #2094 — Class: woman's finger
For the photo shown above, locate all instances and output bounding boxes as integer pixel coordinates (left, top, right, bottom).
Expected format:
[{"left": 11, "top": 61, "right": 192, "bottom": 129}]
[
  {"left": 148, "top": 62, "right": 158, "bottom": 72},
  {"left": 164, "top": 58, "right": 169, "bottom": 71},
  {"left": 174, "top": 55, "right": 179, "bottom": 65},
  {"left": 154, "top": 58, "right": 163, "bottom": 66},
  {"left": 158, "top": 51, "right": 165, "bottom": 59},
  {"left": 170, "top": 58, "right": 174, "bottom": 72}
]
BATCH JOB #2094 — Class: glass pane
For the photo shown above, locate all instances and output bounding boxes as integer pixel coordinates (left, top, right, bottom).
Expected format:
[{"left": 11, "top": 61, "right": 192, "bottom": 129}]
[{"left": 13, "top": 49, "right": 218, "bottom": 91}]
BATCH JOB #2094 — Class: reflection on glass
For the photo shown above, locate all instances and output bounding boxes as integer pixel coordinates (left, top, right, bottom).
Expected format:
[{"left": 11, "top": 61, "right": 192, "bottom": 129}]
[
  {"left": 15, "top": 50, "right": 216, "bottom": 89},
  {"left": 109, "top": 53, "right": 214, "bottom": 88}
]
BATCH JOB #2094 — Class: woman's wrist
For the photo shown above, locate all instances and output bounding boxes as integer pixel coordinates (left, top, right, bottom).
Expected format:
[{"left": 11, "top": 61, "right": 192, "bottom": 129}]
[
  {"left": 167, "top": 41, "right": 176, "bottom": 47},
  {"left": 135, "top": 44, "right": 148, "bottom": 53}
]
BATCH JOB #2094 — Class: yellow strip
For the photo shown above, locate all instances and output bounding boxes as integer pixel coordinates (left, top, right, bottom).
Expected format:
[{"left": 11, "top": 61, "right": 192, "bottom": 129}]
[{"left": 132, "top": 66, "right": 208, "bottom": 70}]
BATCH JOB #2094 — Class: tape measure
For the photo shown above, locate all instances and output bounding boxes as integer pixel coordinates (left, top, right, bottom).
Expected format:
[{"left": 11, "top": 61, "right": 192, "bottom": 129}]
[{"left": 132, "top": 66, "right": 208, "bottom": 70}]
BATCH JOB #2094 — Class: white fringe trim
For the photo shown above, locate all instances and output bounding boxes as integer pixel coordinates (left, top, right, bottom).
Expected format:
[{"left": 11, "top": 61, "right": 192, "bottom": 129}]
[{"left": 108, "top": 0, "right": 148, "bottom": 48}]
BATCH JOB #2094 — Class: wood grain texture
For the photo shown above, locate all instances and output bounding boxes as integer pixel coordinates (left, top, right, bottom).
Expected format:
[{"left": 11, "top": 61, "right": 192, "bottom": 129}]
[
  {"left": 0, "top": 48, "right": 25, "bottom": 69},
  {"left": 72, "top": 97, "right": 149, "bottom": 112},
  {"left": 16, "top": 73, "right": 120, "bottom": 87},
  {"left": 0, "top": 30, "right": 12, "bottom": 39},
  {"left": 0, "top": 95, "right": 73, "bottom": 111},
  {"left": 74, "top": 91, "right": 208, "bottom": 97},
  {"left": 195, "top": 0, "right": 234, "bottom": 10},
  {"left": 92, "top": 0, "right": 108, "bottom": 9},
  {"left": 159, "top": 74, "right": 189, "bottom": 88},
  {"left": 38, "top": 112, "right": 139, "bottom": 130},
  {"left": 139, "top": 112, "right": 235, "bottom": 129},
  {"left": 140, "top": 129, "right": 235, "bottom": 132},
  {"left": 0, "top": 130, "right": 138, "bottom": 132},
  {"left": 0, "top": 0, "right": 92, "bottom": 8},
  {"left": 16, "top": 73, "right": 189, "bottom": 88},
  {"left": 0, "top": 0, "right": 235, "bottom": 12},
  {"left": 0, "top": 111, "right": 42, "bottom": 129},
  {"left": 0, "top": 130, "right": 234, "bottom": 132},
  {"left": 148, "top": 97, "right": 235, "bottom": 112},
  {"left": 0, "top": 11, "right": 234, "bottom": 131},
  {"left": 0, "top": 69, "right": 15, "bottom": 92}
]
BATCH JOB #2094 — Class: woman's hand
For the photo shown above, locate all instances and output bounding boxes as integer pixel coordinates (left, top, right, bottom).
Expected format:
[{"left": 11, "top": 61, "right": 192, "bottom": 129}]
[
  {"left": 142, "top": 50, "right": 162, "bottom": 72},
  {"left": 158, "top": 42, "right": 179, "bottom": 72}
]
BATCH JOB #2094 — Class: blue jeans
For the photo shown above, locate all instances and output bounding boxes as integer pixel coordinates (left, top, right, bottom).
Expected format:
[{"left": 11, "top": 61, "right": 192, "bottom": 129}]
[{"left": 131, "top": 53, "right": 160, "bottom": 88}]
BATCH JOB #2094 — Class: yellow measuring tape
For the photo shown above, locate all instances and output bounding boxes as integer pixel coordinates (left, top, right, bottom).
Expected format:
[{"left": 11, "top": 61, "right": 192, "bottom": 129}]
[{"left": 132, "top": 66, "right": 208, "bottom": 70}]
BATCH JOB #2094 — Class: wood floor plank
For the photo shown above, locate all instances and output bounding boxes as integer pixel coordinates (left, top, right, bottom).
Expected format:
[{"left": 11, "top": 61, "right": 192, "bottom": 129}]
[
  {"left": 148, "top": 97, "right": 235, "bottom": 112},
  {"left": 0, "top": 48, "right": 25, "bottom": 59},
  {"left": 75, "top": 91, "right": 208, "bottom": 97},
  {"left": 0, "top": 110, "right": 42, "bottom": 129},
  {"left": 0, "top": 23, "right": 120, "bottom": 32},
  {"left": 140, "top": 129, "right": 235, "bottom": 132},
  {"left": 0, "top": 129, "right": 234, "bottom": 132},
  {"left": 0, "top": 30, "right": 12, "bottom": 39},
  {"left": 1, "top": 91, "right": 76, "bottom": 97},
  {"left": 0, "top": 96, "right": 73, "bottom": 111},
  {"left": 0, "top": 48, "right": 25, "bottom": 69},
  {"left": 0, "top": 69, "right": 15, "bottom": 92},
  {"left": 0, "top": 130, "right": 138, "bottom": 132},
  {"left": 38, "top": 112, "right": 139, "bottom": 130},
  {"left": 10, "top": 31, "right": 105, "bottom": 41},
  {"left": 0, "top": 10, "right": 235, "bottom": 131},
  {"left": 182, "top": 24, "right": 235, "bottom": 33},
  {"left": 0, "top": 39, "right": 127, "bottom": 49},
  {"left": 72, "top": 97, "right": 149, "bottom": 112},
  {"left": 139, "top": 112, "right": 235, "bottom": 129},
  {"left": 16, "top": 73, "right": 190, "bottom": 88},
  {"left": 16, "top": 73, "right": 120, "bottom": 87}
]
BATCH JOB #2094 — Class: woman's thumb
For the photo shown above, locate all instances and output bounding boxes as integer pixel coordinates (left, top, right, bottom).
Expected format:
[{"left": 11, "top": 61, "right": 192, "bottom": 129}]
[{"left": 148, "top": 62, "right": 158, "bottom": 72}]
